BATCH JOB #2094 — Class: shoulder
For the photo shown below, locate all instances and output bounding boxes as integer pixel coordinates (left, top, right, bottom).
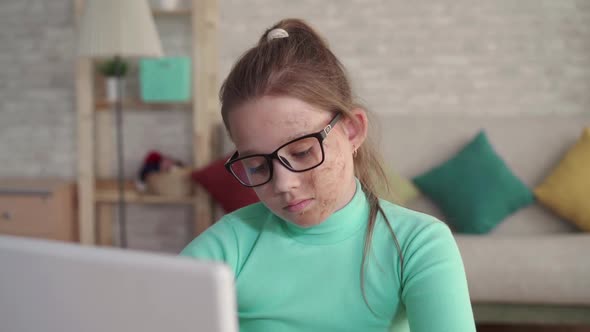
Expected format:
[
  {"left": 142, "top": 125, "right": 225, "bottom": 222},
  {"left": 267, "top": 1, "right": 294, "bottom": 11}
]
[
  {"left": 377, "top": 199, "right": 451, "bottom": 238},
  {"left": 375, "top": 199, "right": 456, "bottom": 257},
  {"left": 219, "top": 202, "right": 273, "bottom": 234},
  {"left": 180, "top": 202, "right": 272, "bottom": 260},
  {"left": 376, "top": 200, "right": 466, "bottom": 289},
  {"left": 226, "top": 202, "right": 271, "bottom": 228}
]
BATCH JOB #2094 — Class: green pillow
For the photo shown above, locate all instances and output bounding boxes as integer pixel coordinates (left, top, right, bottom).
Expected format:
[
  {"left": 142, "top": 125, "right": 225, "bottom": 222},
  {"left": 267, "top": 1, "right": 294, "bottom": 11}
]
[{"left": 412, "top": 130, "right": 534, "bottom": 234}]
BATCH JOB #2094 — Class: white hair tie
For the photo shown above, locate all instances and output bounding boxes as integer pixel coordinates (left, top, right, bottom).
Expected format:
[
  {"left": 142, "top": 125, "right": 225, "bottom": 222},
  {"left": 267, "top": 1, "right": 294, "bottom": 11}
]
[{"left": 267, "top": 28, "right": 289, "bottom": 42}]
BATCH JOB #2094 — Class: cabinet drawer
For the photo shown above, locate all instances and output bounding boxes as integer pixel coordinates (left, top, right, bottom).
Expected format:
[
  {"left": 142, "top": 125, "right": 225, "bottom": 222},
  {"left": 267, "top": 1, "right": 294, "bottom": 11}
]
[
  {"left": 0, "top": 195, "right": 55, "bottom": 238},
  {"left": 0, "top": 179, "right": 77, "bottom": 242}
]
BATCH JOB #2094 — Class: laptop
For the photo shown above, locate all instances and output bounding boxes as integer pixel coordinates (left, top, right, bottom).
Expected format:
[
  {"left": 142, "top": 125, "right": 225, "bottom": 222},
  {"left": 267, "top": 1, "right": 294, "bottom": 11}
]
[{"left": 0, "top": 235, "right": 238, "bottom": 332}]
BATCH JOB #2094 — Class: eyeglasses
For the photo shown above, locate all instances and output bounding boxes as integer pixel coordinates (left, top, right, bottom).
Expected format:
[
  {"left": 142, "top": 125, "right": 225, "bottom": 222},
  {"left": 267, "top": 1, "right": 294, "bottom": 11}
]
[{"left": 225, "top": 113, "right": 342, "bottom": 187}]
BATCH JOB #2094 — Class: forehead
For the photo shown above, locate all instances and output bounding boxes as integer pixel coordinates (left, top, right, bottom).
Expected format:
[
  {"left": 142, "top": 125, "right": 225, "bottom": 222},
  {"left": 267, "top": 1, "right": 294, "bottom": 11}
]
[{"left": 228, "top": 96, "right": 332, "bottom": 154}]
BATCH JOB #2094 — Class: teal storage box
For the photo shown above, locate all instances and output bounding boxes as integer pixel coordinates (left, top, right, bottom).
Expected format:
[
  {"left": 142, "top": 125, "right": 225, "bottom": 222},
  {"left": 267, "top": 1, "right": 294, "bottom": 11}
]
[{"left": 139, "top": 57, "right": 191, "bottom": 102}]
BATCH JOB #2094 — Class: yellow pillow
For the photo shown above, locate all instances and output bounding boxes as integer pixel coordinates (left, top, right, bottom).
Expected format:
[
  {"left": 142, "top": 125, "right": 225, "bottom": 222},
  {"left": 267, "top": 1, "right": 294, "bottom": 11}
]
[
  {"left": 374, "top": 164, "right": 420, "bottom": 206},
  {"left": 534, "top": 128, "right": 590, "bottom": 231}
]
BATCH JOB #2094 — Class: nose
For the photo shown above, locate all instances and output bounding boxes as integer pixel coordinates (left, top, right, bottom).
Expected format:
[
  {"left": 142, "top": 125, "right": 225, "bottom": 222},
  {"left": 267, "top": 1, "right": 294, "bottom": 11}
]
[{"left": 271, "top": 159, "right": 300, "bottom": 194}]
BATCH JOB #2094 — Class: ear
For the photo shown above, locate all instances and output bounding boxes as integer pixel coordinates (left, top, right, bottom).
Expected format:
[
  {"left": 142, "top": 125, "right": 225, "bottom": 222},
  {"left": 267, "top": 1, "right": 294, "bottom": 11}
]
[{"left": 341, "top": 108, "right": 368, "bottom": 151}]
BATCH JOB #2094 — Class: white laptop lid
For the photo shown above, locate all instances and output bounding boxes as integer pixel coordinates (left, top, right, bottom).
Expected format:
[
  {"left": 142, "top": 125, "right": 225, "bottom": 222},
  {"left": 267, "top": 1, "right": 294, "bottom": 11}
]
[{"left": 0, "top": 235, "right": 238, "bottom": 332}]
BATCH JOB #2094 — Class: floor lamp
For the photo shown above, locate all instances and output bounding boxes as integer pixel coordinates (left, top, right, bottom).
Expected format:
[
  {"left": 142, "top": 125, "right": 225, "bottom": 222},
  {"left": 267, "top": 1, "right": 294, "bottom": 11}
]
[{"left": 77, "top": 0, "right": 163, "bottom": 247}]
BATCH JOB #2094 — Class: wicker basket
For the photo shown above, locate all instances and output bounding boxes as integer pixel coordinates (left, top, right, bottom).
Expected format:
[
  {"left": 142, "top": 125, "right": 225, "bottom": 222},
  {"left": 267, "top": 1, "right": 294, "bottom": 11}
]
[{"left": 145, "top": 166, "right": 193, "bottom": 197}]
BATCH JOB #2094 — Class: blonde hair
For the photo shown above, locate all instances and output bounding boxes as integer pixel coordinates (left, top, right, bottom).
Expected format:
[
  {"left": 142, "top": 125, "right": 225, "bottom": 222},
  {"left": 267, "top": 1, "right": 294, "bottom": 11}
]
[{"left": 219, "top": 18, "right": 403, "bottom": 314}]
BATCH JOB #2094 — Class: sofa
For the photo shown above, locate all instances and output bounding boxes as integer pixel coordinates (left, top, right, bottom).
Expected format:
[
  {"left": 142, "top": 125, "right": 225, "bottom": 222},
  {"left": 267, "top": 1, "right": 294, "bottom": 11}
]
[{"left": 375, "top": 113, "right": 590, "bottom": 325}]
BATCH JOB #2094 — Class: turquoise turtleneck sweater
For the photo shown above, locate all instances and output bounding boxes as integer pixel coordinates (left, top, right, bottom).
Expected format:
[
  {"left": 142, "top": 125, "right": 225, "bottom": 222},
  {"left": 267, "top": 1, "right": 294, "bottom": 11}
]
[{"left": 180, "top": 180, "right": 476, "bottom": 332}]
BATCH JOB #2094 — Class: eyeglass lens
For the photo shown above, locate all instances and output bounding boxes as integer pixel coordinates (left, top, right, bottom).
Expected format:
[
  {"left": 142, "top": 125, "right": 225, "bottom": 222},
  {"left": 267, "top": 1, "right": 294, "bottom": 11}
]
[{"left": 229, "top": 136, "right": 323, "bottom": 186}]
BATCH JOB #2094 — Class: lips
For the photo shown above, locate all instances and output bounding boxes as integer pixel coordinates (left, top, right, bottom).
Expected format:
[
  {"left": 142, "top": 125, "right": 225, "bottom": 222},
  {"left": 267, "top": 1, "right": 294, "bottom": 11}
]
[{"left": 284, "top": 198, "right": 313, "bottom": 213}]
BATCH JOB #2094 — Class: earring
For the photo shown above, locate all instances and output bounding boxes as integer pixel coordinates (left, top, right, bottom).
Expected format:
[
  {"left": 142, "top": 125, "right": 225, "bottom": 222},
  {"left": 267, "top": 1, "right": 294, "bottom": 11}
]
[{"left": 352, "top": 145, "right": 358, "bottom": 158}]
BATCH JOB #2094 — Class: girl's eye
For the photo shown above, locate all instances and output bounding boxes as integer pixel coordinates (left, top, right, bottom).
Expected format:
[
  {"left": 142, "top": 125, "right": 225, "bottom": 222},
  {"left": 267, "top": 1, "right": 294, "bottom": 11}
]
[
  {"left": 248, "top": 163, "right": 268, "bottom": 174},
  {"left": 291, "top": 147, "right": 312, "bottom": 158}
]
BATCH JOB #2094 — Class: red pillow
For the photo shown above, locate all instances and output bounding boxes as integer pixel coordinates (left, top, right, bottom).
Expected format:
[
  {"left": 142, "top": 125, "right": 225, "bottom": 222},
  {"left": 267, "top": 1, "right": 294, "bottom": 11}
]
[{"left": 191, "top": 155, "right": 259, "bottom": 213}]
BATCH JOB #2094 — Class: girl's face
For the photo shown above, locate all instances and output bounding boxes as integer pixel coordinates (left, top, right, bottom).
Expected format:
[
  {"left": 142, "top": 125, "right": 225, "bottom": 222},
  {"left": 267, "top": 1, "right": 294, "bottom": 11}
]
[{"left": 227, "top": 95, "right": 366, "bottom": 227}]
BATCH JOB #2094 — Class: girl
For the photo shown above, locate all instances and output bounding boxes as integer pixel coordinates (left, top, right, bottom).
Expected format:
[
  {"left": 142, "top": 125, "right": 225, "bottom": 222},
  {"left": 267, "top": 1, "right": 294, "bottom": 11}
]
[{"left": 181, "top": 18, "right": 476, "bottom": 332}]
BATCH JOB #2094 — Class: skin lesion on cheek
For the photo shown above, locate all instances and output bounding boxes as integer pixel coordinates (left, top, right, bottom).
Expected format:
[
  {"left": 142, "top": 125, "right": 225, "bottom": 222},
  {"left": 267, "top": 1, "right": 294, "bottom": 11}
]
[
  {"left": 314, "top": 131, "right": 356, "bottom": 212},
  {"left": 310, "top": 163, "right": 342, "bottom": 217},
  {"left": 322, "top": 138, "right": 348, "bottom": 177}
]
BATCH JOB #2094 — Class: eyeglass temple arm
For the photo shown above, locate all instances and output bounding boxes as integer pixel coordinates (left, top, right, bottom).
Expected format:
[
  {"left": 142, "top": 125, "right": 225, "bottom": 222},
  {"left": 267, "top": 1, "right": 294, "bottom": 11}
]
[{"left": 322, "top": 112, "right": 342, "bottom": 138}]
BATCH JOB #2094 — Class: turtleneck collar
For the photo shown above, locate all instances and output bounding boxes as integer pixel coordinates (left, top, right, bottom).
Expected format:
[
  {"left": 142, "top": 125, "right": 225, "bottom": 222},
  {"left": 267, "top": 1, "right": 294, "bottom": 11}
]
[{"left": 278, "top": 178, "right": 370, "bottom": 245}]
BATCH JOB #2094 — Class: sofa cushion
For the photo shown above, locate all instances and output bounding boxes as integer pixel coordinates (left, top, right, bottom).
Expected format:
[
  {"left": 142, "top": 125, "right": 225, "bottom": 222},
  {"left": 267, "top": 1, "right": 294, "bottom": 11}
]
[
  {"left": 407, "top": 197, "right": 579, "bottom": 235},
  {"left": 456, "top": 234, "right": 590, "bottom": 305},
  {"left": 191, "top": 155, "right": 259, "bottom": 213},
  {"left": 534, "top": 128, "right": 590, "bottom": 232},
  {"left": 374, "top": 113, "right": 590, "bottom": 235},
  {"left": 413, "top": 130, "right": 534, "bottom": 234},
  {"left": 374, "top": 164, "right": 420, "bottom": 206}
]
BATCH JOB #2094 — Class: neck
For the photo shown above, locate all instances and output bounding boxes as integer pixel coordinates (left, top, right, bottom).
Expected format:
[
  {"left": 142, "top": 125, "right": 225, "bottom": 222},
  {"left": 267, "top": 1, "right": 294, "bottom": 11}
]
[{"left": 334, "top": 176, "right": 358, "bottom": 212}]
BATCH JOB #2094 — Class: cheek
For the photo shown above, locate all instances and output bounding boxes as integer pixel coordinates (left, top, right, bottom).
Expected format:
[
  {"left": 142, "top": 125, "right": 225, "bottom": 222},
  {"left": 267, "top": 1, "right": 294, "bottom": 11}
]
[
  {"left": 311, "top": 137, "right": 350, "bottom": 205},
  {"left": 253, "top": 186, "right": 272, "bottom": 202}
]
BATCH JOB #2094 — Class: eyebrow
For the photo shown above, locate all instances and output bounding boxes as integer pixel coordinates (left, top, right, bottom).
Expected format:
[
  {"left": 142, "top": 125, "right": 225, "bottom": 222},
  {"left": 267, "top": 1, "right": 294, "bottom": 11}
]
[{"left": 240, "top": 130, "right": 311, "bottom": 156}]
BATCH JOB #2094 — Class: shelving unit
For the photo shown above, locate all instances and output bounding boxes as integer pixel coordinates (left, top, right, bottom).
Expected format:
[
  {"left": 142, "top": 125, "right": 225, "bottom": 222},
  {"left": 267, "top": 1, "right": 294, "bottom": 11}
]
[
  {"left": 94, "top": 99, "right": 193, "bottom": 111},
  {"left": 95, "top": 180, "right": 197, "bottom": 205},
  {"left": 74, "top": 0, "right": 220, "bottom": 246}
]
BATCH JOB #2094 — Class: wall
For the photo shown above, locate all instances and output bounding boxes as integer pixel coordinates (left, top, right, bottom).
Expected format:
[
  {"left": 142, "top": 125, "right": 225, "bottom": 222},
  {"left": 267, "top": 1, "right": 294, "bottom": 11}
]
[
  {"left": 1, "top": 0, "right": 589, "bottom": 252},
  {"left": 220, "top": 0, "right": 590, "bottom": 116}
]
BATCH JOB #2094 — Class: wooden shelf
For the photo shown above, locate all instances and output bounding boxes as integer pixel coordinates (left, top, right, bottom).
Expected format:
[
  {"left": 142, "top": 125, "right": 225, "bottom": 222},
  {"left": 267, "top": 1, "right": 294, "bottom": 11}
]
[
  {"left": 152, "top": 8, "right": 191, "bottom": 16},
  {"left": 95, "top": 180, "right": 196, "bottom": 205},
  {"left": 95, "top": 99, "right": 192, "bottom": 111},
  {"left": 75, "top": 0, "right": 219, "bottom": 245}
]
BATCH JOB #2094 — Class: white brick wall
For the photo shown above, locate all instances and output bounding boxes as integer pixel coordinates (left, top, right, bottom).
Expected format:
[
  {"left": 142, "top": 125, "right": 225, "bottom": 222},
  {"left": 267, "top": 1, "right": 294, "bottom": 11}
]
[
  {"left": 1, "top": 0, "right": 589, "bottom": 252},
  {"left": 0, "top": 1, "right": 76, "bottom": 178},
  {"left": 220, "top": 0, "right": 590, "bottom": 116}
]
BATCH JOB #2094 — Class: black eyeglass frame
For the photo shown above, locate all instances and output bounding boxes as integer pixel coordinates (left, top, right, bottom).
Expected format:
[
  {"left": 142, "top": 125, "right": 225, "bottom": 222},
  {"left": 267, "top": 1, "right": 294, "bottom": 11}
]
[{"left": 224, "top": 113, "right": 342, "bottom": 187}]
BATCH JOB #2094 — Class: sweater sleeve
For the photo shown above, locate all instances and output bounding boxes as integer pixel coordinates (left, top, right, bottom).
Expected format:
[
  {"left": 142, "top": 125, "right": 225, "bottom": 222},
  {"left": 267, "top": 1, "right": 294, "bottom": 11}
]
[
  {"left": 179, "top": 215, "right": 239, "bottom": 275},
  {"left": 401, "top": 221, "right": 476, "bottom": 332}
]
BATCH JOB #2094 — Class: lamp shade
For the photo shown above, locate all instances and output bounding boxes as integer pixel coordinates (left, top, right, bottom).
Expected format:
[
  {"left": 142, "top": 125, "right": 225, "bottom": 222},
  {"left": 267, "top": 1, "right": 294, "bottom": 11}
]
[{"left": 77, "top": 0, "right": 163, "bottom": 58}]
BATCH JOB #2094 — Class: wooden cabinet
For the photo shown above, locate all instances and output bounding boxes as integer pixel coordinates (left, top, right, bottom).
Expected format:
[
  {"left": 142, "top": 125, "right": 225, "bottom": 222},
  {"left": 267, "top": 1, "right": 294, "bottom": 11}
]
[{"left": 0, "top": 179, "right": 77, "bottom": 242}]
